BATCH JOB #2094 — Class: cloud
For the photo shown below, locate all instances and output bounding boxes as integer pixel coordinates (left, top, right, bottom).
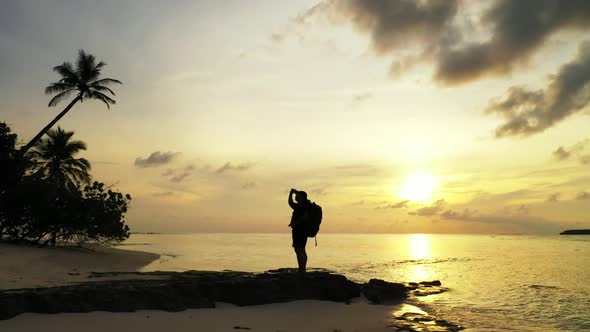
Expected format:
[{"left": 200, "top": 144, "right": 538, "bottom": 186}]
[
  {"left": 435, "top": 1, "right": 590, "bottom": 84},
  {"left": 352, "top": 92, "right": 372, "bottom": 105},
  {"left": 161, "top": 164, "right": 197, "bottom": 183},
  {"left": 161, "top": 168, "right": 175, "bottom": 176},
  {"left": 152, "top": 191, "right": 176, "bottom": 197},
  {"left": 135, "top": 151, "right": 180, "bottom": 168},
  {"left": 576, "top": 191, "right": 590, "bottom": 200},
  {"left": 498, "top": 204, "right": 531, "bottom": 217},
  {"left": 440, "top": 208, "right": 477, "bottom": 220},
  {"left": 441, "top": 209, "right": 566, "bottom": 234},
  {"left": 486, "top": 42, "right": 590, "bottom": 137},
  {"left": 553, "top": 139, "right": 590, "bottom": 163},
  {"left": 241, "top": 182, "right": 257, "bottom": 190},
  {"left": 282, "top": 0, "right": 590, "bottom": 84},
  {"left": 170, "top": 172, "right": 191, "bottom": 183},
  {"left": 376, "top": 200, "right": 409, "bottom": 210},
  {"left": 215, "top": 162, "right": 254, "bottom": 174},
  {"left": 271, "top": 1, "right": 334, "bottom": 44},
  {"left": 310, "top": 186, "right": 329, "bottom": 196},
  {"left": 332, "top": 0, "right": 459, "bottom": 80},
  {"left": 553, "top": 147, "right": 571, "bottom": 161},
  {"left": 409, "top": 199, "right": 446, "bottom": 216},
  {"left": 546, "top": 192, "right": 561, "bottom": 203}
]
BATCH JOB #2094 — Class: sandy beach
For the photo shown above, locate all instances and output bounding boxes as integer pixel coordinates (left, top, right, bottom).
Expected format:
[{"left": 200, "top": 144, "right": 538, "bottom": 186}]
[
  {"left": 0, "top": 300, "right": 422, "bottom": 332},
  {"left": 0, "top": 243, "right": 160, "bottom": 289},
  {"left": 0, "top": 242, "right": 453, "bottom": 331}
]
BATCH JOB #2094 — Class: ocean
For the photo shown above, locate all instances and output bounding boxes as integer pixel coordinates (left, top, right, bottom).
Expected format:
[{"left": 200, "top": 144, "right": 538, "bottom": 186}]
[{"left": 122, "top": 233, "right": 590, "bottom": 331}]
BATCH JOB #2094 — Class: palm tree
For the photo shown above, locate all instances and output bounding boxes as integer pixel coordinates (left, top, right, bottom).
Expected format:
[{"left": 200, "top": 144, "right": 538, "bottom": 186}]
[
  {"left": 28, "top": 127, "right": 91, "bottom": 190},
  {"left": 20, "top": 49, "right": 122, "bottom": 154}
]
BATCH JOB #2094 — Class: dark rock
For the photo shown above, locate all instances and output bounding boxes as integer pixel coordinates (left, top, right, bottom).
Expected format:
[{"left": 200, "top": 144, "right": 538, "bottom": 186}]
[
  {"left": 419, "top": 280, "right": 442, "bottom": 287},
  {"left": 0, "top": 270, "right": 360, "bottom": 320},
  {"left": 362, "top": 279, "right": 407, "bottom": 304},
  {"left": 0, "top": 270, "right": 448, "bottom": 322},
  {"left": 391, "top": 312, "right": 464, "bottom": 331}
]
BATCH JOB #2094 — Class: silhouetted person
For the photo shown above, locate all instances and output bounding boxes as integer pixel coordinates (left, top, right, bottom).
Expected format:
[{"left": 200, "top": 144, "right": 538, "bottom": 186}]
[{"left": 288, "top": 188, "right": 311, "bottom": 274}]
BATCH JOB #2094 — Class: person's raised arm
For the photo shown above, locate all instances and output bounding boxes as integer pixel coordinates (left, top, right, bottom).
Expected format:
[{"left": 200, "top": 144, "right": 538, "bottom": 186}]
[{"left": 288, "top": 188, "right": 298, "bottom": 209}]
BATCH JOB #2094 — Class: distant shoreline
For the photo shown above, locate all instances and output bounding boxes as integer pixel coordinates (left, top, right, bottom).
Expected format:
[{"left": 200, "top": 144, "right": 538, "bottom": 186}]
[{"left": 560, "top": 229, "right": 590, "bottom": 235}]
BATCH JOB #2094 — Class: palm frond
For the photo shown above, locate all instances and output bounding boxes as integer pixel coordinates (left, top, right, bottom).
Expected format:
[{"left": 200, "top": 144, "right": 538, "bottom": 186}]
[
  {"left": 77, "top": 50, "right": 100, "bottom": 82},
  {"left": 53, "top": 62, "right": 78, "bottom": 80},
  {"left": 67, "top": 167, "right": 91, "bottom": 185},
  {"left": 90, "top": 78, "right": 122, "bottom": 87},
  {"left": 47, "top": 89, "right": 77, "bottom": 107},
  {"left": 91, "top": 61, "right": 106, "bottom": 76},
  {"left": 30, "top": 126, "right": 92, "bottom": 189},
  {"left": 70, "top": 157, "right": 91, "bottom": 171},
  {"left": 45, "top": 83, "right": 76, "bottom": 95},
  {"left": 89, "top": 85, "right": 116, "bottom": 96},
  {"left": 63, "top": 139, "right": 87, "bottom": 155},
  {"left": 89, "top": 91, "right": 116, "bottom": 109}
]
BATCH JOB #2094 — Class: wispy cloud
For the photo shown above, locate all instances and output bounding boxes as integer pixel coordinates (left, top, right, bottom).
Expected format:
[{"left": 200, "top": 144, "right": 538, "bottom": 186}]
[
  {"left": 152, "top": 191, "right": 176, "bottom": 197},
  {"left": 376, "top": 200, "right": 409, "bottom": 210},
  {"left": 352, "top": 92, "right": 372, "bottom": 106},
  {"left": 241, "top": 182, "right": 257, "bottom": 190},
  {"left": 170, "top": 172, "right": 191, "bottom": 183},
  {"left": 486, "top": 42, "right": 590, "bottom": 138},
  {"left": 552, "top": 139, "right": 590, "bottom": 164},
  {"left": 135, "top": 151, "right": 180, "bottom": 168},
  {"left": 409, "top": 199, "right": 446, "bottom": 216},
  {"left": 215, "top": 162, "right": 254, "bottom": 174},
  {"left": 162, "top": 164, "right": 198, "bottom": 183}
]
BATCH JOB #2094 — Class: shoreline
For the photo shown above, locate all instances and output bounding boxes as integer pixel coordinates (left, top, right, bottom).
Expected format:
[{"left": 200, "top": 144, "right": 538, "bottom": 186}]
[
  {"left": 0, "top": 300, "right": 441, "bottom": 332},
  {"left": 0, "top": 242, "right": 160, "bottom": 290},
  {"left": 0, "top": 243, "right": 462, "bottom": 331}
]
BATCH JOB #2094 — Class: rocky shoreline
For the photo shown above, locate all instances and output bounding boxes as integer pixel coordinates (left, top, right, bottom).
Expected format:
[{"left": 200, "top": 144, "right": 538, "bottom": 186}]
[{"left": 0, "top": 268, "right": 461, "bottom": 330}]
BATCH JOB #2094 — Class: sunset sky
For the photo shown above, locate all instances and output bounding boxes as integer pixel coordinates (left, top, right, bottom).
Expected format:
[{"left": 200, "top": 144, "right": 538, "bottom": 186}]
[{"left": 2, "top": 0, "right": 590, "bottom": 234}]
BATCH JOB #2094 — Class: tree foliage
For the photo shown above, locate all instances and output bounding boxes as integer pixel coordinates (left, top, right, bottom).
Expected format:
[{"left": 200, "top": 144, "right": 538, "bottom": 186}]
[
  {"left": 28, "top": 126, "right": 92, "bottom": 191},
  {"left": 21, "top": 50, "right": 122, "bottom": 155},
  {"left": 0, "top": 122, "right": 131, "bottom": 246},
  {"left": 45, "top": 49, "right": 122, "bottom": 109}
]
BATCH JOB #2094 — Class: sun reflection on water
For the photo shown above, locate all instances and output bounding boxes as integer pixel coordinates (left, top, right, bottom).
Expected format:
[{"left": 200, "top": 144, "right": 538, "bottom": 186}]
[
  {"left": 409, "top": 234, "right": 431, "bottom": 260},
  {"left": 409, "top": 234, "right": 432, "bottom": 281}
]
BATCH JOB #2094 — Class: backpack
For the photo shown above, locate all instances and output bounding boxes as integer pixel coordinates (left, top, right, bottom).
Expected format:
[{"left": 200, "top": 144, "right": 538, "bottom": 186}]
[{"left": 306, "top": 202, "right": 323, "bottom": 238}]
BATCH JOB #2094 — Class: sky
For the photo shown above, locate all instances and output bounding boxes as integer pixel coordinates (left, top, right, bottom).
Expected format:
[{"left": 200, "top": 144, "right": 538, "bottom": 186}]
[{"left": 1, "top": 0, "right": 590, "bottom": 234}]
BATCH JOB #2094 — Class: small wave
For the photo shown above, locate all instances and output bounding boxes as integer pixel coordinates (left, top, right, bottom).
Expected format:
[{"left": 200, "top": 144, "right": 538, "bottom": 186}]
[
  {"left": 529, "top": 284, "right": 560, "bottom": 290},
  {"left": 345, "top": 257, "right": 474, "bottom": 271}
]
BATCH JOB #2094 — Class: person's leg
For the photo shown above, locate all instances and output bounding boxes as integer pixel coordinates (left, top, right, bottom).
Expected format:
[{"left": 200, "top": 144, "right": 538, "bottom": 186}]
[
  {"left": 292, "top": 229, "right": 308, "bottom": 273},
  {"left": 294, "top": 247, "right": 307, "bottom": 273}
]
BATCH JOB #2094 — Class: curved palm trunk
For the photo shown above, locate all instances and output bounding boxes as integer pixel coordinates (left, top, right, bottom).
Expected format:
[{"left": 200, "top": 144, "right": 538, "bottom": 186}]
[{"left": 20, "top": 95, "right": 82, "bottom": 155}]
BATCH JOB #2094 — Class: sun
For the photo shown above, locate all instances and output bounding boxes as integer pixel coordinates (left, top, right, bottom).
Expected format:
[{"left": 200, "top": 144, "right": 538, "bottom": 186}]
[{"left": 397, "top": 170, "right": 437, "bottom": 202}]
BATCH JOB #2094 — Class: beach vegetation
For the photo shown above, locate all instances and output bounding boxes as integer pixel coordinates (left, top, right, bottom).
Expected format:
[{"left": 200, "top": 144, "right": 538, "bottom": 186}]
[{"left": 0, "top": 122, "right": 131, "bottom": 246}]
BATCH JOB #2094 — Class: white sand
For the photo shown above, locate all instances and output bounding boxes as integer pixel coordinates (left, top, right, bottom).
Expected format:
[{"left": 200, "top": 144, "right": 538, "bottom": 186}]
[
  {"left": 0, "top": 243, "right": 160, "bottom": 289},
  {"left": 0, "top": 300, "right": 426, "bottom": 332}
]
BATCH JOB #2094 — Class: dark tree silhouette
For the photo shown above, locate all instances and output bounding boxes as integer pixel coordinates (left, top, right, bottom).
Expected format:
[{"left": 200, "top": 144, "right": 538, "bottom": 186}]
[
  {"left": 1, "top": 122, "right": 131, "bottom": 246},
  {"left": 28, "top": 127, "right": 91, "bottom": 191},
  {"left": 20, "top": 49, "right": 122, "bottom": 154}
]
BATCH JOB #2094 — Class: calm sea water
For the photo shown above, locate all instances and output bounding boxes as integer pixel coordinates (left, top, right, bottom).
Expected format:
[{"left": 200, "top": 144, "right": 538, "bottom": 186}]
[{"left": 123, "top": 233, "right": 590, "bottom": 331}]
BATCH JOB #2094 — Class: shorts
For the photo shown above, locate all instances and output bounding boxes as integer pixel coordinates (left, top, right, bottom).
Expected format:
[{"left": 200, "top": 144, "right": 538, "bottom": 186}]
[{"left": 292, "top": 227, "right": 308, "bottom": 248}]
